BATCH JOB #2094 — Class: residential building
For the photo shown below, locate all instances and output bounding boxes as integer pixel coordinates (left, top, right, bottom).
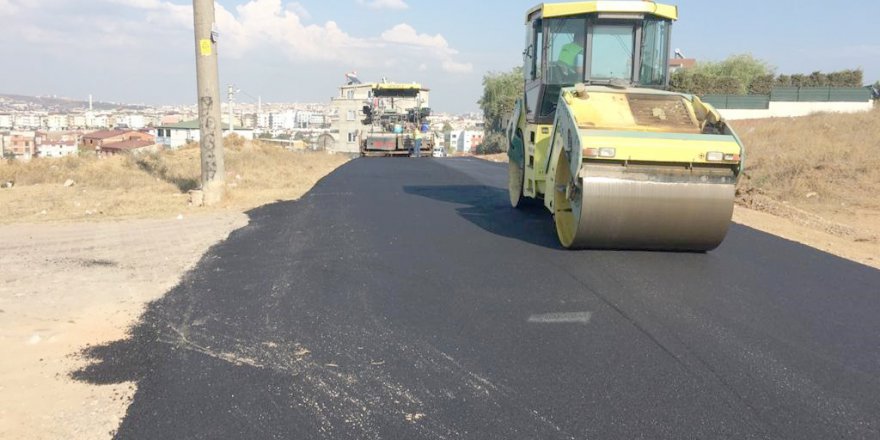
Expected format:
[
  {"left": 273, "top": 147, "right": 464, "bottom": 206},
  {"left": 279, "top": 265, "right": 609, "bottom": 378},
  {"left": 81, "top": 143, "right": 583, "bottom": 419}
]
[
  {"left": 0, "top": 114, "right": 13, "bottom": 129},
  {"left": 257, "top": 113, "right": 271, "bottom": 129},
  {"left": 329, "top": 83, "right": 373, "bottom": 154},
  {"left": 153, "top": 120, "right": 255, "bottom": 149},
  {"left": 36, "top": 138, "right": 78, "bottom": 158},
  {"left": 241, "top": 113, "right": 257, "bottom": 129},
  {"left": 46, "top": 114, "right": 69, "bottom": 131},
  {"left": 33, "top": 132, "right": 80, "bottom": 158},
  {"left": 269, "top": 110, "right": 297, "bottom": 131},
  {"left": 669, "top": 57, "right": 696, "bottom": 73},
  {"left": 82, "top": 129, "right": 154, "bottom": 151},
  {"left": 3, "top": 130, "right": 38, "bottom": 160},
  {"left": 14, "top": 114, "right": 44, "bottom": 129},
  {"left": 446, "top": 131, "right": 458, "bottom": 150},
  {"left": 85, "top": 113, "right": 111, "bottom": 129},
  {"left": 68, "top": 113, "right": 87, "bottom": 129},
  {"left": 113, "top": 113, "right": 147, "bottom": 129},
  {"left": 453, "top": 129, "right": 485, "bottom": 153}
]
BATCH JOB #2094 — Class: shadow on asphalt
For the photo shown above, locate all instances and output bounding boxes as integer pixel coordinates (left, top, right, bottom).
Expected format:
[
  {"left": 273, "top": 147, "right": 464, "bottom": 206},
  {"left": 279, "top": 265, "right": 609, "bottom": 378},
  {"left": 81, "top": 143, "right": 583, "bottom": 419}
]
[{"left": 403, "top": 184, "right": 561, "bottom": 249}]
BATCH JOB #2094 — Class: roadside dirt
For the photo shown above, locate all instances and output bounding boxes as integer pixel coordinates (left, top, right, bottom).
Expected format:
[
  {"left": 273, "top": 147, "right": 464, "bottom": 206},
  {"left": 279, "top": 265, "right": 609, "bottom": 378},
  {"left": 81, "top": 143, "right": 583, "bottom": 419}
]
[
  {"left": 0, "top": 145, "right": 350, "bottom": 224},
  {"left": 0, "top": 213, "right": 248, "bottom": 439},
  {"left": 0, "top": 149, "right": 349, "bottom": 439}
]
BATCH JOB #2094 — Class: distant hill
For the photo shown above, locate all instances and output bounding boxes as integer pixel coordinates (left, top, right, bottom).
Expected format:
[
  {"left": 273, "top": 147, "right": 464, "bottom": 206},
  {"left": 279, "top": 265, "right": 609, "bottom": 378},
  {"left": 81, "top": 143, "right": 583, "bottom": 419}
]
[{"left": 0, "top": 93, "right": 148, "bottom": 112}]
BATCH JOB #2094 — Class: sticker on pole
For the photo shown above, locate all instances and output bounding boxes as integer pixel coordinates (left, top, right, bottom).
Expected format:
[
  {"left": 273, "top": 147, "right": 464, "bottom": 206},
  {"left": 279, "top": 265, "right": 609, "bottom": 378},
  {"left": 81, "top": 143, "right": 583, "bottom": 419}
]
[{"left": 199, "top": 39, "right": 212, "bottom": 56}]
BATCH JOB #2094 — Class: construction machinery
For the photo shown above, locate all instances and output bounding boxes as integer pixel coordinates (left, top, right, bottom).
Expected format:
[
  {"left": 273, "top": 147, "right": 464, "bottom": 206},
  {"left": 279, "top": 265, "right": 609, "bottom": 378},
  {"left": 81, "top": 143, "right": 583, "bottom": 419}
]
[
  {"left": 507, "top": 1, "right": 744, "bottom": 250},
  {"left": 361, "top": 83, "right": 434, "bottom": 157}
]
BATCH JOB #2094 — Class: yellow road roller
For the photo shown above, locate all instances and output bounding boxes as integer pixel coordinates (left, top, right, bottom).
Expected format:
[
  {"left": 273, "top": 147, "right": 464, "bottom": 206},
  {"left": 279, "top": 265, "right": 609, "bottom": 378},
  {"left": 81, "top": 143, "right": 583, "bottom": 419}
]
[{"left": 507, "top": 1, "right": 744, "bottom": 251}]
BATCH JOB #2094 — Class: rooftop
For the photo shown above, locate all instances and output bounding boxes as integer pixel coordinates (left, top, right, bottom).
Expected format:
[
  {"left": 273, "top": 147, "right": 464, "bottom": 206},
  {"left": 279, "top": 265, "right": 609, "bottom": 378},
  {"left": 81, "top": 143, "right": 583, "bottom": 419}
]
[
  {"left": 100, "top": 139, "right": 156, "bottom": 151},
  {"left": 83, "top": 129, "right": 137, "bottom": 139}
]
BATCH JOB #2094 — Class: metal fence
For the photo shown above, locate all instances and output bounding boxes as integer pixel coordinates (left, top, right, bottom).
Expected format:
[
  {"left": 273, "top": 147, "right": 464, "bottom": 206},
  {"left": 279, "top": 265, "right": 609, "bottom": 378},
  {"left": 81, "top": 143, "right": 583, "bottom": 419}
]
[
  {"left": 701, "top": 87, "right": 871, "bottom": 109},
  {"left": 769, "top": 87, "right": 871, "bottom": 102},
  {"left": 700, "top": 95, "right": 770, "bottom": 110}
]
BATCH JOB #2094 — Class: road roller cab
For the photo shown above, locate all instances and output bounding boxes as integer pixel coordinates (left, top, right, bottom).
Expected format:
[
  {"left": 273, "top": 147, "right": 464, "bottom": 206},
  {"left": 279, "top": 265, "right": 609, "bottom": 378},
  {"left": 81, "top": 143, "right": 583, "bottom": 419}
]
[{"left": 507, "top": 1, "right": 745, "bottom": 250}]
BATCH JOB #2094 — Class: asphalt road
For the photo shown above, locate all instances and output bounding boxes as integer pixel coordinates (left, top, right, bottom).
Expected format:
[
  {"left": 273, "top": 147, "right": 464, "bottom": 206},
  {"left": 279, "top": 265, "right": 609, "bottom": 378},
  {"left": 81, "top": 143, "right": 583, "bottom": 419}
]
[{"left": 75, "top": 157, "right": 880, "bottom": 439}]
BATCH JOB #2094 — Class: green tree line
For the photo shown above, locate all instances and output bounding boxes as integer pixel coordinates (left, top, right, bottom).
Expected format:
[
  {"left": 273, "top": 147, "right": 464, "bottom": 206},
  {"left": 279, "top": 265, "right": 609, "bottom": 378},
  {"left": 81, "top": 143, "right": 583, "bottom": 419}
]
[{"left": 669, "top": 54, "right": 865, "bottom": 96}]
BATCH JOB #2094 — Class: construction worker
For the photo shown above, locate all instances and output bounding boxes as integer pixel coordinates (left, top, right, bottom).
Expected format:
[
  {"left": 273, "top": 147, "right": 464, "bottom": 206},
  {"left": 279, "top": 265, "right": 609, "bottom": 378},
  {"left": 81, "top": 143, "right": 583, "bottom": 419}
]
[
  {"left": 411, "top": 123, "right": 423, "bottom": 157},
  {"left": 558, "top": 25, "right": 585, "bottom": 80}
]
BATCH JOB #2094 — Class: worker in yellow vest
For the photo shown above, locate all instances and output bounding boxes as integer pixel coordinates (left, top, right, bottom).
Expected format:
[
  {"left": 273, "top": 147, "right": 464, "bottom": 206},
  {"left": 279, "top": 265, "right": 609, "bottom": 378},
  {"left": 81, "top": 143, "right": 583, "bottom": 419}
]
[{"left": 412, "top": 124, "right": 423, "bottom": 158}]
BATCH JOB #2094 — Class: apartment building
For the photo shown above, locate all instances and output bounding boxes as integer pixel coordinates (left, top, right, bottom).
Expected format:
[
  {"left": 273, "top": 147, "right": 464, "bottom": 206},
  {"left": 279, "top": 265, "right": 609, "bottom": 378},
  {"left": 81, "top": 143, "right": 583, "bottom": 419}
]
[{"left": 1, "top": 130, "right": 39, "bottom": 160}]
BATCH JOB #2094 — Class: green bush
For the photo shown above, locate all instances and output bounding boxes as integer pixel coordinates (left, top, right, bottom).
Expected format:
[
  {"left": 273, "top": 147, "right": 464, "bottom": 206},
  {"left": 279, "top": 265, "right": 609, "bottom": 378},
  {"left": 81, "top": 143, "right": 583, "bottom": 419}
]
[
  {"left": 669, "top": 53, "right": 864, "bottom": 95},
  {"left": 475, "top": 132, "right": 506, "bottom": 155},
  {"left": 775, "top": 74, "right": 792, "bottom": 87},
  {"left": 749, "top": 74, "right": 775, "bottom": 95}
]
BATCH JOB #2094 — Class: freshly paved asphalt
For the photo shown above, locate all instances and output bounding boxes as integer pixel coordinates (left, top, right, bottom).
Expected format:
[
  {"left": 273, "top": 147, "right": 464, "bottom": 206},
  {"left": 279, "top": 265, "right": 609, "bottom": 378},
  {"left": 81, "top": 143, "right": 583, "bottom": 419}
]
[{"left": 75, "top": 157, "right": 880, "bottom": 439}]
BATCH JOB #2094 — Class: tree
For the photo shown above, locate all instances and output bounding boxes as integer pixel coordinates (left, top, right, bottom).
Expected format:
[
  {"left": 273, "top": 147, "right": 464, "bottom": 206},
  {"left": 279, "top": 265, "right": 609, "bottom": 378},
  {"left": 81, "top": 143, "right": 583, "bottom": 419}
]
[
  {"left": 670, "top": 53, "right": 774, "bottom": 95},
  {"left": 478, "top": 67, "right": 523, "bottom": 135},
  {"left": 475, "top": 132, "right": 507, "bottom": 155}
]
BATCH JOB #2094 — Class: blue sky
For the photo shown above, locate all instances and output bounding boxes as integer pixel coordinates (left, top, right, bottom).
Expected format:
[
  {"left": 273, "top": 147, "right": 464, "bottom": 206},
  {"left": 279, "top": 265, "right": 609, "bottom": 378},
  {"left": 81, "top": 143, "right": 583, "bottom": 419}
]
[{"left": 1, "top": 0, "right": 876, "bottom": 113}]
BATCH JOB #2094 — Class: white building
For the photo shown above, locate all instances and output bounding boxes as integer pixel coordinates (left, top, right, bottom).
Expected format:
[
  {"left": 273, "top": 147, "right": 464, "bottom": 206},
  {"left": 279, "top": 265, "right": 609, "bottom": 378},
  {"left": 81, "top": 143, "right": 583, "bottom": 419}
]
[
  {"left": 46, "top": 114, "right": 69, "bottom": 131},
  {"left": 453, "top": 130, "right": 485, "bottom": 153},
  {"left": 114, "top": 113, "right": 147, "bottom": 129},
  {"left": 153, "top": 120, "right": 255, "bottom": 149},
  {"left": 255, "top": 112, "right": 271, "bottom": 129},
  {"left": 14, "top": 113, "right": 44, "bottom": 129},
  {"left": 0, "top": 114, "right": 12, "bottom": 129},
  {"left": 85, "top": 112, "right": 111, "bottom": 129},
  {"left": 295, "top": 111, "right": 315, "bottom": 128},
  {"left": 270, "top": 110, "right": 297, "bottom": 130},
  {"left": 68, "top": 114, "right": 87, "bottom": 129},
  {"left": 36, "top": 139, "right": 78, "bottom": 158},
  {"left": 447, "top": 131, "right": 460, "bottom": 150}
]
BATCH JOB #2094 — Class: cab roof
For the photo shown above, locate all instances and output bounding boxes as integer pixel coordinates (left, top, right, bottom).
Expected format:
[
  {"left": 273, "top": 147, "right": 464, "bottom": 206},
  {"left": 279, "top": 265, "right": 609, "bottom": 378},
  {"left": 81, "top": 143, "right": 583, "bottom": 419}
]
[{"left": 526, "top": 1, "right": 678, "bottom": 23}]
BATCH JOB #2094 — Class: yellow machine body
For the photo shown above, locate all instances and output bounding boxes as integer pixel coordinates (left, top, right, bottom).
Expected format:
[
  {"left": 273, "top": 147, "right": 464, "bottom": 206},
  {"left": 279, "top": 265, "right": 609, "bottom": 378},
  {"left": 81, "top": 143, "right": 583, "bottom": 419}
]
[{"left": 507, "top": 2, "right": 744, "bottom": 250}]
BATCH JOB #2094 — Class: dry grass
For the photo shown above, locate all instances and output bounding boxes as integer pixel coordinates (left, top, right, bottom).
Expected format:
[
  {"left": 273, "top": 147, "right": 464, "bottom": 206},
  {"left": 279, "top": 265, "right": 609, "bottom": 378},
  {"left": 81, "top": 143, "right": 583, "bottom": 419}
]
[
  {"left": 730, "top": 108, "right": 880, "bottom": 242},
  {"left": 0, "top": 141, "right": 349, "bottom": 223},
  {"left": 732, "top": 107, "right": 880, "bottom": 214}
]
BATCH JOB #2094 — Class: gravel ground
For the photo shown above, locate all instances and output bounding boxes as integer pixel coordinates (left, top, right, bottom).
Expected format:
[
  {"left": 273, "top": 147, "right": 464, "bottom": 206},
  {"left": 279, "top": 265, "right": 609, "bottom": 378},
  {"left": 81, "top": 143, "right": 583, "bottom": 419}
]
[{"left": 0, "top": 212, "right": 248, "bottom": 439}]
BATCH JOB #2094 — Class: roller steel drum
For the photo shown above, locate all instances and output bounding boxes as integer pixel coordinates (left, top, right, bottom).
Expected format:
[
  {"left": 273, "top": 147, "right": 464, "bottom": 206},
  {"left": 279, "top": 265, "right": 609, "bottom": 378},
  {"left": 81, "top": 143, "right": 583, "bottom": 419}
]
[{"left": 554, "top": 163, "right": 736, "bottom": 251}]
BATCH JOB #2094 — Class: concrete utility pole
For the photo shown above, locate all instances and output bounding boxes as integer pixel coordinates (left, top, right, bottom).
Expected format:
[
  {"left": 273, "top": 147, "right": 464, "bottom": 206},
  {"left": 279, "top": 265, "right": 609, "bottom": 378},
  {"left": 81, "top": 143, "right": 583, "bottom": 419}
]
[{"left": 192, "top": 0, "right": 225, "bottom": 205}]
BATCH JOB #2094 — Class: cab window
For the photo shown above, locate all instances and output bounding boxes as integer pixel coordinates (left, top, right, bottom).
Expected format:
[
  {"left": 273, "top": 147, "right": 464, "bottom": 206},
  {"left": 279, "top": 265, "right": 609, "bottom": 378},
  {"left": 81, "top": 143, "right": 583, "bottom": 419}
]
[
  {"left": 546, "top": 17, "right": 587, "bottom": 84},
  {"left": 590, "top": 24, "right": 635, "bottom": 80}
]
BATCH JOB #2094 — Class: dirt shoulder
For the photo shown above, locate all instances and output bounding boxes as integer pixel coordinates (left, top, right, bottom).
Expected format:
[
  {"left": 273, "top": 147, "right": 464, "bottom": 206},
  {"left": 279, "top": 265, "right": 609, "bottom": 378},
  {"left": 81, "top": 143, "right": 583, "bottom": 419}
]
[
  {"left": 0, "top": 145, "right": 350, "bottom": 224},
  {"left": 0, "top": 213, "right": 248, "bottom": 439},
  {"left": 732, "top": 206, "right": 878, "bottom": 269},
  {"left": 0, "top": 147, "right": 349, "bottom": 439}
]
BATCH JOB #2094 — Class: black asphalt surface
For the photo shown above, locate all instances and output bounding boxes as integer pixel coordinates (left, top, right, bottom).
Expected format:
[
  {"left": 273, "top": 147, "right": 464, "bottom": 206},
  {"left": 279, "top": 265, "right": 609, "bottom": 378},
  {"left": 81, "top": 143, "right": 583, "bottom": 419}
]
[{"left": 75, "top": 157, "right": 880, "bottom": 439}]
